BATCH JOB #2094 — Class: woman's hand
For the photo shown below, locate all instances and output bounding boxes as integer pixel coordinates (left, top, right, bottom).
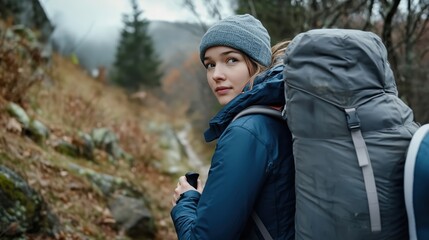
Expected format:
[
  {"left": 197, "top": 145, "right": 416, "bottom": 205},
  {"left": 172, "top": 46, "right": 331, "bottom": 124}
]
[{"left": 172, "top": 175, "right": 203, "bottom": 206}]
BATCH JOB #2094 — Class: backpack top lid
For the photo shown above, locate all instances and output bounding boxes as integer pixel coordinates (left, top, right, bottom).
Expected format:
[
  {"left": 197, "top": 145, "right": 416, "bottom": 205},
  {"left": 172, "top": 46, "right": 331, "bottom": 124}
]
[{"left": 284, "top": 29, "right": 398, "bottom": 108}]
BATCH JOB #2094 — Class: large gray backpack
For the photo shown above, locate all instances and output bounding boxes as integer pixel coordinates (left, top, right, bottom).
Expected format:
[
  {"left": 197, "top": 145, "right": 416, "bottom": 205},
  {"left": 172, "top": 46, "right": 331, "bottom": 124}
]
[{"left": 283, "top": 29, "right": 419, "bottom": 239}]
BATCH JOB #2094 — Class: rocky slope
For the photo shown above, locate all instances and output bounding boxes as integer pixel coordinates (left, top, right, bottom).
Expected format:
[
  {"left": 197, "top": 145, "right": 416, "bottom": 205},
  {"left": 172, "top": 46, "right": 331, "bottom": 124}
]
[{"left": 0, "top": 24, "right": 208, "bottom": 239}]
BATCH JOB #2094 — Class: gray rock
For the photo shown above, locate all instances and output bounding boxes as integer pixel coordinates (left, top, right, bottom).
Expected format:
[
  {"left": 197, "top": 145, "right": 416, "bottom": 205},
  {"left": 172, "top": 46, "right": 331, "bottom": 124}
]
[
  {"left": 76, "top": 131, "right": 95, "bottom": 160},
  {"left": 90, "top": 128, "right": 134, "bottom": 164},
  {"left": 147, "top": 122, "right": 190, "bottom": 175},
  {"left": 68, "top": 163, "right": 128, "bottom": 197},
  {"left": 0, "top": 165, "right": 59, "bottom": 237},
  {"left": 6, "top": 102, "right": 30, "bottom": 128},
  {"left": 91, "top": 128, "right": 118, "bottom": 148},
  {"left": 54, "top": 140, "right": 79, "bottom": 157},
  {"left": 91, "top": 128, "right": 119, "bottom": 156},
  {"left": 27, "top": 119, "right": 49, "bottom": 143},
  {"left": 108, "top": 195, "right": 155, "bottom": 239}
]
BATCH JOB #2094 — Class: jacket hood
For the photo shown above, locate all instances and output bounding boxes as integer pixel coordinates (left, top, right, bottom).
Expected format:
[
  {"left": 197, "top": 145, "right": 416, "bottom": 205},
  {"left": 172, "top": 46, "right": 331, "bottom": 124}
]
[{"left": 204, "top": 64, "right": 285, "bottom": 142}]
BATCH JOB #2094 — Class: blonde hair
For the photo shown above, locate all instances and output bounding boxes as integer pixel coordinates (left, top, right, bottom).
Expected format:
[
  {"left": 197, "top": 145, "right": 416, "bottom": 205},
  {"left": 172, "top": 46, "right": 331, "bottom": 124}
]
[
  {"left": 271, "top": 40, "right": 291, "bottom": 67},
  {"left": 244, "top": 39, "right": 291, "bottom": 89}
]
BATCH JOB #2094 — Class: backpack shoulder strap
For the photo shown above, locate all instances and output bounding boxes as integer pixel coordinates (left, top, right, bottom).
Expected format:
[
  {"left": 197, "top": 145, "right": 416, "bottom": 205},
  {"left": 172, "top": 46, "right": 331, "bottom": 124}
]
[
  {"left": 252, "top": 212, "right": 273, "bottom": 240},
  {"left": 233, "top": 105, "right": 282, "bottom": 240},
  {"left": 232, "top": 105, "right": 284, "bottom": 122}
]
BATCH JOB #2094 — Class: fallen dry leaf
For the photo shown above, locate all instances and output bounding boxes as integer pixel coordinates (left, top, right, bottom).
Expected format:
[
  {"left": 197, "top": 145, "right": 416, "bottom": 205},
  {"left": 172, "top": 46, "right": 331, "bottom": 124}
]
[{"left": 6, "top": 117, "right": 22, "bottom": 134}]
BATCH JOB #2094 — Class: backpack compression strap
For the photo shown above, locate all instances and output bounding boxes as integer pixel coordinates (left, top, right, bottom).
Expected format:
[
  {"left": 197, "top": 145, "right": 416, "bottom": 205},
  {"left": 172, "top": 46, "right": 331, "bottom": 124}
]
[
  {"left": 233, "top": 105, "right": 282, "bottom": 240},
  {"left": 345, "top": 108, "right": 381, "bottom": 232}
]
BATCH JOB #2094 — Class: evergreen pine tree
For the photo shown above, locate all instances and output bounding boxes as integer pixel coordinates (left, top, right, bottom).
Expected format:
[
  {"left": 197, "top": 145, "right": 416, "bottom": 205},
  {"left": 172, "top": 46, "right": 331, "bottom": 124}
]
[
  {"left": 111, "top": 0, "right": 162, "bottom": 91},
  {"left": 0, "top": 0, "right": 22, "bottom": 19}
]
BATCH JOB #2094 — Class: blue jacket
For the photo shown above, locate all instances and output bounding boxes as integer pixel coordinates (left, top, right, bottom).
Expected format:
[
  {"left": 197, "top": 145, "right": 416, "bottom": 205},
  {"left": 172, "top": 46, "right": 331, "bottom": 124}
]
[{"left": 171, "top": 64, "right": 295, "bottom": 240}]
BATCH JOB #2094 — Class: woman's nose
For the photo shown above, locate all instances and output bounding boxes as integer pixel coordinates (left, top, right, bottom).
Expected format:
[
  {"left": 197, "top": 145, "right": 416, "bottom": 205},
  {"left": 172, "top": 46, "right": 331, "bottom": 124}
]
[{"left": 212, "top": 65, "right": 226, "bottom": 81}]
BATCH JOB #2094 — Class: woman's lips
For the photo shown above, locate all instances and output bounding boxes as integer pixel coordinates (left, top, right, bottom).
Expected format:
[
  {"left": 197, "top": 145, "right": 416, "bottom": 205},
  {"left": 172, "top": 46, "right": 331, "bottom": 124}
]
[{"left": 215, "top": 86, "right": 231, "bottom": 95}]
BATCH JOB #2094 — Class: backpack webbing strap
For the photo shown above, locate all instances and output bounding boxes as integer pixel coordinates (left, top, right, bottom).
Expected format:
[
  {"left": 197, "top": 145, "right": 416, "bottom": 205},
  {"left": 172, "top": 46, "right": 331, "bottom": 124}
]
[
  {"left": 232, "top": 105, "right": 284, "bottom": 122},
  {"left": 345, "top": 108, "right": 381, "bottom": 232},
  {"left": 252, "top": 211, "right": 273, "bottom": 240}
]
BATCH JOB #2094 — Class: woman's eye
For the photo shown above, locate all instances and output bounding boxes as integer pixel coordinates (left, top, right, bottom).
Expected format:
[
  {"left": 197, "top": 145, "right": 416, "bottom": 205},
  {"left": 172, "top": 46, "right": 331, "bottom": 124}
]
[
  {"left": 227, "top": 58, "right": 238, "bottom": 64},
  {"left": 205, "top": 63, "right": 215, "bottom": 69}
]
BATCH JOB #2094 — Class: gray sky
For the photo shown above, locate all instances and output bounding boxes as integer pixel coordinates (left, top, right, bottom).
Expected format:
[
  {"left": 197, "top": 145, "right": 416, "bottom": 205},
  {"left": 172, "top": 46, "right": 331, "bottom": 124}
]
[{"left": 40, "top": 0, "right": 233, "bottom": 31}]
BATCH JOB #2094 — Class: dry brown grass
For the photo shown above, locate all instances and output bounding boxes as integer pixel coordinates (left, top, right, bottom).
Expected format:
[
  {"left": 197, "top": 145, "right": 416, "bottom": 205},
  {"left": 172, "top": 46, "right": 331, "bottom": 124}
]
[
  {"left": 38, "top": 54, "right": 178, "bottom": 239},
  {"left": 1, "top": 51, "right": 180, "bottom": 239},
  {"left": 33, "top": 54, "right": 168, "bottom": 162},
  {"left": 0, "top": 14, "right": 218, "bottom": 238},
  {"left": 0, "top": 20, "right": 46, "bottom": 105}
]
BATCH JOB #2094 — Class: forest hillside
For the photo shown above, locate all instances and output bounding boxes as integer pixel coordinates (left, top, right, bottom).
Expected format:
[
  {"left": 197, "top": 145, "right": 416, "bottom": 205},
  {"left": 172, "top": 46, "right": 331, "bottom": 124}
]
[{"left": 0, "top": 18, "right": 211, "bottom": 239}]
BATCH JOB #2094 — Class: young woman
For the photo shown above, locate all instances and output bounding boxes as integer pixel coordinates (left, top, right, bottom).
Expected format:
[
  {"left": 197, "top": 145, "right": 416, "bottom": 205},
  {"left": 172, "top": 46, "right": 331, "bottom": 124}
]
[{"left": 171, "top": 14, "right": 294, "bottom": 239}]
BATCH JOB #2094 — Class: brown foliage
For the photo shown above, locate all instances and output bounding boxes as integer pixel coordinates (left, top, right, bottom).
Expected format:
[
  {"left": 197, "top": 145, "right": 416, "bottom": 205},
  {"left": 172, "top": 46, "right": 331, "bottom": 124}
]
[
  {"left": 59, "top": 93, "right": 105, "bottom": 130},
  {"left": 0, "top": 21, "right": 47, "bottom": 104},
  {"left": 162, "top": 68, "right": 181, "bottom": 94},
  {"left": 0, "top": 52, "right": 180, "bottom": 239},
  {"left": 111, "top": 119, "right": 158, "bottom": 163}
]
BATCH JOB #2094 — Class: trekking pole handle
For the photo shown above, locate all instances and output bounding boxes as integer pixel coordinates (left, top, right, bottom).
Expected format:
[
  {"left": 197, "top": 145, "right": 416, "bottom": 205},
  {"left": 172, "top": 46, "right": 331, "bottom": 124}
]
[{"left": 185, "top": 172, "right": 199, "bottom": 189}]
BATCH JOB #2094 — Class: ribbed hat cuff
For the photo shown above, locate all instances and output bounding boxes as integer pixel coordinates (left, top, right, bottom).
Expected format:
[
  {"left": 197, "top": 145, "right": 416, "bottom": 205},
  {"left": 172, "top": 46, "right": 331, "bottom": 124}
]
[{"left": 199, "top": 25, "right": 271, "bottom": 67}]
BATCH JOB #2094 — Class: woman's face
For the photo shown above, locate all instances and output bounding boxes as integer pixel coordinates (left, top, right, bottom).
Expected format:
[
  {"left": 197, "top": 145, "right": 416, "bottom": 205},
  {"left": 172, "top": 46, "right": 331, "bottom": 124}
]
[{"left": 203, "top": 46, "right": 252, "bottom": 106}]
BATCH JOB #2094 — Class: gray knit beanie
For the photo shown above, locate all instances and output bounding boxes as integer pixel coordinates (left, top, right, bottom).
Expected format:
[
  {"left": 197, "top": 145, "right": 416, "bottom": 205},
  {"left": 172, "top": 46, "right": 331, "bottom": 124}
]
[{"left": 199, "top": 14, "right": 271, "bottom": 67}]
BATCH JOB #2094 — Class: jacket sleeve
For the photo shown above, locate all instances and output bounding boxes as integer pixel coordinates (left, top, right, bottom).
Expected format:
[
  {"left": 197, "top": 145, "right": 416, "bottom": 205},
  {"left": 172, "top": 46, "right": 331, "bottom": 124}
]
[{"left": 171, "top": 125, "right": 270, "bottom": 240}]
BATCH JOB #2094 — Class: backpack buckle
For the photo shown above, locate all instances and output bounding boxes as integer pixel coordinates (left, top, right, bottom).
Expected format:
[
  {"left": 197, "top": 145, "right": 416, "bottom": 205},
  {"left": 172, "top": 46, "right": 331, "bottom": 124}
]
[{"left": 345, "top": 108, "right": 361, "bottom": 130}]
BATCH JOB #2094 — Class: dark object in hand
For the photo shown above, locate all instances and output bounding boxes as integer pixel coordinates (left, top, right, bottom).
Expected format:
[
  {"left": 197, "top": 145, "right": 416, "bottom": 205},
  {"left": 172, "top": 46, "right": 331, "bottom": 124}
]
[{"left": 185, "top": 172, "right": 199, "bottom": 188}]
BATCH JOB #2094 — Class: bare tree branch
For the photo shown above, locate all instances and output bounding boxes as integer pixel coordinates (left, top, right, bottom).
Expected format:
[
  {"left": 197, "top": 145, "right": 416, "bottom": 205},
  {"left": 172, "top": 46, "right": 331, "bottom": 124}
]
[
  {"left": 381, "top": 0, "right": 401, "bottom": 72},
  {"left": 247, "top": 0, "right": 257, "bottom": 17},
  {"left": 182, "top": 0, "right": 209, "bottom": 33},
  {"left": 206, "top": 0, "right": 224, "bottom": 20},
  {"left": 363, "top": 0, "right": 375, "bottom": 30},
  {"left": 325, "top": 1, "right": 361, "bottom": 28},
  {"left": 408, "top": 3, "right": 429, "bottom": 45},
  {"left": 420, "top": 46, "right": 429, "bottom": 60}
]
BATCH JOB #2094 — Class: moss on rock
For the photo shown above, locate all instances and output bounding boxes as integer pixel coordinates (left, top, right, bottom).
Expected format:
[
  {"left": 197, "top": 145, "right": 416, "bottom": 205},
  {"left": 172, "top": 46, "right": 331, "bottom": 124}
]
[
  {"left": 0, "top": 170, "right": 38, "bottom": 235},
  {"left": 0, "top": 166, "right": 59, "bottom": 237}
]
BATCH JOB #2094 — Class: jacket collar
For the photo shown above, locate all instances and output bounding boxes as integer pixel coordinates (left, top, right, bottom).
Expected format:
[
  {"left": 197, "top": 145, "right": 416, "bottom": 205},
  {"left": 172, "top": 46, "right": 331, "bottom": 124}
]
[{"left": 204, "top": 64, "right": 285, "bottom": 142}]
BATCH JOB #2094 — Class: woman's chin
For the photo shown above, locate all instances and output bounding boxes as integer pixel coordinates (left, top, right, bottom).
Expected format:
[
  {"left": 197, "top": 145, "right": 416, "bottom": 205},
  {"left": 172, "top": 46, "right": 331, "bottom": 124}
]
[{"left": 217, "top": 96, "right": 233, "bottom": 106}]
